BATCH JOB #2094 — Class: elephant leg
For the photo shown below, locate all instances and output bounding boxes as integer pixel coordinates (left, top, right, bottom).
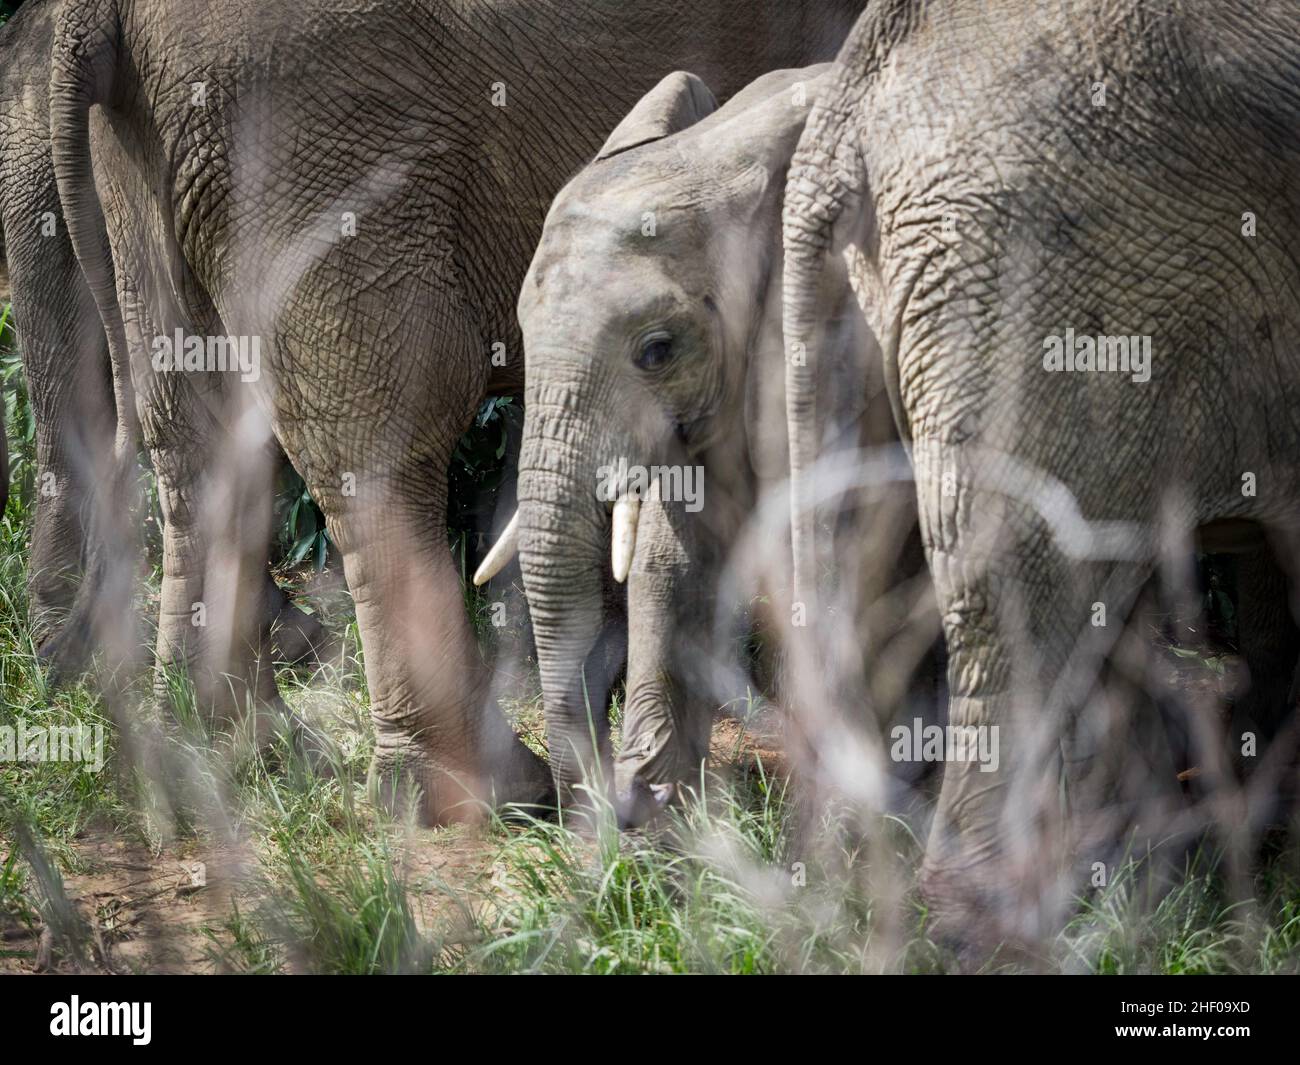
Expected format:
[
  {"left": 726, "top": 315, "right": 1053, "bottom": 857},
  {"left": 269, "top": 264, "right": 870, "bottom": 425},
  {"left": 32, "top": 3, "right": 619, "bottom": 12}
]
[
  {"left": 912, "top": 443, "right": 1153, "bottom": 947},
  {"left": 1231, "top": 538, "right": 1300, "bottom": 828},
  {"left": 34, "top": 128, "right": 145, "bottom": 685},
  {"left": 262, "top": 573, "right": 325, "bottom": 665},
  {"left": 107, "top": 246, "right": 285, "bottom": 732},
  {"left": 250, "top": 256, "right": 554, "bottom": 822},
  {"left": 1232, "top": 545, "right": 1300, "bottom": 756},
  {"left": 24, "top": 304, "right": 116, "bottom": 649},
  {"left": 263, "top": 299, "right": 550, "bottom": 820},
  {"left": 306, "top": 447, "right": 552, "bottom": 824},
  {"left": 148, "top": 404, "right": 287, "bottom": 734},
  {"left": 36, "top": 263, "right": 144, "bottom": 689},
  {"left": 11, "top": 216, "right": 121, "bottom": 653},
  {"left": 615, "top": 488, "right": 713, "bottom": 826}
]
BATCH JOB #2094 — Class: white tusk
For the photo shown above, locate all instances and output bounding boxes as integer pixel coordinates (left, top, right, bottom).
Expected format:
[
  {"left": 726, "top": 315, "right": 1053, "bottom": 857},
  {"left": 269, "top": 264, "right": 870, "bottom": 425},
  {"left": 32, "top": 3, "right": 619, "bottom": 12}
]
[
  {"left": 611, "top": 493, "right": 642, "bottom": 583},
  {"left": 473, "top": 510, "right": 519, "bottom": 586}
]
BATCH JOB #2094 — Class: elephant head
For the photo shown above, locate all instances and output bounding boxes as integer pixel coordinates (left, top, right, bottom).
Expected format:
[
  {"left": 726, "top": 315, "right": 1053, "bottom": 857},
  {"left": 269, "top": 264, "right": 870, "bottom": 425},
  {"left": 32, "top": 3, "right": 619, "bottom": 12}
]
[{"left": 481, "top": 65, "right": 846, "bottom": 816}]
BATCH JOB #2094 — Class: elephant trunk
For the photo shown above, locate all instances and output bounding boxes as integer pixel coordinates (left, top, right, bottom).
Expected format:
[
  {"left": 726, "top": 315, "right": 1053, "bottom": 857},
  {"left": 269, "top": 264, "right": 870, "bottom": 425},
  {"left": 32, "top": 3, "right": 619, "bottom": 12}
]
[
  {"left": 517, "top": 392, "right": 623, "bottom": 806},
  {"left": 614, "top": 482, "right": 712, "bottom": 827}
]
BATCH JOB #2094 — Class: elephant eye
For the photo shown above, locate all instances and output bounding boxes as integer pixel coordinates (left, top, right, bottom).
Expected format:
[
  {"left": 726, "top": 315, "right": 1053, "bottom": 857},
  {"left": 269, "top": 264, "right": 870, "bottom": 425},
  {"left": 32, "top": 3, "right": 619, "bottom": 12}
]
[{"left": 635, "top": 335, "right": 674, "bottom": 371}]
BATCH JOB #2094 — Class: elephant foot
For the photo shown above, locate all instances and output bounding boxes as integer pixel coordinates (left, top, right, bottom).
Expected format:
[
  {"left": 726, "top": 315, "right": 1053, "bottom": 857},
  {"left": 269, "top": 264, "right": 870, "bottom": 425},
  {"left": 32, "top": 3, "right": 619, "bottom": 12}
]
[
  {"left": 368, "top": 735, "right": 555, "bottom": 827},
  {"left": 615, "top": 778, "right": 676, "bottom": 829},
  {"left": 267, "top": 600, "right": 326, "bottom": 664},
  {"left": 918, "top": 855, "right": 1058, "bottom": 971},
  {"left": 38, "top": 614, "right": 95, "bottom": 689},
  {"left": 29, "top": 608, "right": 69, "bottom": 657},
  {"left": 260, "top": 576, "right": 326, "bottom": 665},
  {"left": 493, "top": 742, "right": 557, "bottom": 823}
]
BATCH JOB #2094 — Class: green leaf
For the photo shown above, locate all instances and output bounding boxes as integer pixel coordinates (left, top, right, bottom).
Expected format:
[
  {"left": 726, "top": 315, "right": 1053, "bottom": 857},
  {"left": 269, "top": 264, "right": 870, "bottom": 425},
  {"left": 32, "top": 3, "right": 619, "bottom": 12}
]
[{"left": 289, "top": 533, "right": 315, "bottom": 566}]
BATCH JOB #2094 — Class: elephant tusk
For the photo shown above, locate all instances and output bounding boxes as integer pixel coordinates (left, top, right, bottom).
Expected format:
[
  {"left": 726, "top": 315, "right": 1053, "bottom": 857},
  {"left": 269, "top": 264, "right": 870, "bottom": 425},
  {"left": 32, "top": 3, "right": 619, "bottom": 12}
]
[
  {"left": 611, "top": 493, "right": 642, "bottom": 583},
  {"left": 473, "top": 510, "right": 519, "bottom": 586}
]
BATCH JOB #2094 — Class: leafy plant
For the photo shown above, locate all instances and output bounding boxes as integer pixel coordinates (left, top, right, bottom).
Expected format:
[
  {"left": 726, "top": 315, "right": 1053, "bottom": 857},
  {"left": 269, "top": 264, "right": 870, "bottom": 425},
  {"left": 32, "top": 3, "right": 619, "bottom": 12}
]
[
  {"left": 274, "top": 467, "right": 330, "bottom": 573},
  {"left": 1, "top": 302, "right": 36, "bottom": 513},
  {"left": 269, "top": 394, "right": 521, "bottom": 575},
  {"left": 449, "top": 395, "right": 519, "bottom": 543}
]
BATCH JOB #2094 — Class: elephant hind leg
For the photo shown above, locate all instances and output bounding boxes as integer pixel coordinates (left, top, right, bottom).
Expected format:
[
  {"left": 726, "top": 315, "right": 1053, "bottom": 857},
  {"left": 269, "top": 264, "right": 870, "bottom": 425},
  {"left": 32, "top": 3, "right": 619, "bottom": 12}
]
[
  {"left": 29, "top": 270, "right": 130, "bottom": 668},
  {"left": 149, "top": 413, "right": 288, "bottom": 736}
]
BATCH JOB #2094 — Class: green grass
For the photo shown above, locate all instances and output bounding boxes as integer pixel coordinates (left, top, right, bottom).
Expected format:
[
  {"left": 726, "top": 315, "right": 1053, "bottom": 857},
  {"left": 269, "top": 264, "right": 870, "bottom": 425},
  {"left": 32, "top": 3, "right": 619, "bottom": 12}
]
[
  {"left": 3, "top": 430, "right": 1300, "bottom": 973},
  {"left": 1061, "top": 844, "right": 1300, "bottom": 975},
  {"left": 0, "top": 522, "right": 133, "bottom": 861},
  {"left": 205, "top": 834, "right": 439, "bottom": 975}
]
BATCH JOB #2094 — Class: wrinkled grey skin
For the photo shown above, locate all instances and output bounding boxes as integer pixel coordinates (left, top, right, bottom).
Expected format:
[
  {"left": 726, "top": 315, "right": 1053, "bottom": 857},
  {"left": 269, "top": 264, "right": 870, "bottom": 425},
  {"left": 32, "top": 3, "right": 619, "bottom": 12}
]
[
  {"left": 782, "top": 0, "right": 1300, "bottom": 934},
  {"left": 0, "top": 0, "right": 121, "bottom": 649},
  {"left": 49, "top": 0, "right": 865, "bottom": 822},
  {"left": 0, "top": 0, "right": 321, "bottom": 683},
  {"left": 516, "top": 65, "right": 940, "bottom": 815}
]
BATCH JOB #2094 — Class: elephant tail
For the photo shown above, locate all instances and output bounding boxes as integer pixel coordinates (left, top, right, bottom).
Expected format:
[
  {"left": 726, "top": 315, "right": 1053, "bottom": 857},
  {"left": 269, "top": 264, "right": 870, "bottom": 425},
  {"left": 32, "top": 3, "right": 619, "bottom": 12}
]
[
  {"left": 780, "top": 2, "right": 916, "bottom": 613},
  {"left": 41, "top": 0, "right": 138, "bottom": 686},
  {"left": 1, "top": 228, "right": 7, "bottom": 517},
  {"left": 48, "top": 0, "right": 125, "bottom": 373},
  {"left": 781, "top": 88, "right": 867, "bottom": 612},
  {"left": 0, "top": 396, "right": 7, "bottom": 516}
]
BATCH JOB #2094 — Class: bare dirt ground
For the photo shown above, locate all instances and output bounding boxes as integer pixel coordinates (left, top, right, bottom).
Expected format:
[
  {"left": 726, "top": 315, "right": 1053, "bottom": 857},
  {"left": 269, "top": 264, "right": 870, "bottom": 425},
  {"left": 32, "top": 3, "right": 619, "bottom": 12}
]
[
  {"left": 0, "top": 708, "right": 790, "bottom": 974},
  {"left": 0, "top": 834, "right": 240, "bottom": 974}
]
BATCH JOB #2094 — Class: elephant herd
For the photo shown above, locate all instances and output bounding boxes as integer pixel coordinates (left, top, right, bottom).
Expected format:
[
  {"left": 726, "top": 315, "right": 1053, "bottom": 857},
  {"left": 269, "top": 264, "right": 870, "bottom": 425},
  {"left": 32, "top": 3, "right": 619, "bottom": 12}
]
[{"left": 4, "top": 0, "right": 1300, "bottom": 937}]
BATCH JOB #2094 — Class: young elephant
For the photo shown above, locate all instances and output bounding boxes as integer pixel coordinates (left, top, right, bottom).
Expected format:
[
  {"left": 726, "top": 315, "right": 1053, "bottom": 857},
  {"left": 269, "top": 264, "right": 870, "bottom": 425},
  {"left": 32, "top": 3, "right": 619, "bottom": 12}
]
[{"left": 496, "top": 65, "right": 940, "bottom": 816}]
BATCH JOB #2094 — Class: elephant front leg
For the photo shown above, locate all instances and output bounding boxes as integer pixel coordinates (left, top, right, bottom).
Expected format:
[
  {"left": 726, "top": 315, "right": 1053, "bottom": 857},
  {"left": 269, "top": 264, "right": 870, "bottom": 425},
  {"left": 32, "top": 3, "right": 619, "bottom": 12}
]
[
  {"left": 615, "top": 489, "right": 714, "bottom": 826},
  {"left": 320, "top": 465, "right": 553, "bottom": 826},
  {"left": 912, "top": 445, "right": 1144, "bottom": 953}
]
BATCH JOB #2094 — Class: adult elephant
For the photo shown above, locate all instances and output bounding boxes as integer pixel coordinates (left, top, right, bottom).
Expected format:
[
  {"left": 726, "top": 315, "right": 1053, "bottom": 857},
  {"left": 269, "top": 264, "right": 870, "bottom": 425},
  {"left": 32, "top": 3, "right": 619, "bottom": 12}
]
[
  {"left": 49, "top": 0, "right": 867, "bottom": 822},
  {"left": 0, "top": 0, "right": 320, "bottom": 681},
  {"left": 0, "top": 0, "right": 121, "bottom": 650},
  {"left": 498, "top": 65, "right": 941, "bottom": 815},
  {"left": 781, "top": 0, "right": 1300, "bottom": 934}
]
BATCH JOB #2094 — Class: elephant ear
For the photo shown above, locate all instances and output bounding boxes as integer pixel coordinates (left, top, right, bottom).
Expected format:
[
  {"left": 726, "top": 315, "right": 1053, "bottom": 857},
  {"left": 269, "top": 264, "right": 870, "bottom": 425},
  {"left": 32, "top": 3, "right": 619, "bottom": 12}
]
[{"left": 596, "top": 71, "right": 718, "bottom": 160}]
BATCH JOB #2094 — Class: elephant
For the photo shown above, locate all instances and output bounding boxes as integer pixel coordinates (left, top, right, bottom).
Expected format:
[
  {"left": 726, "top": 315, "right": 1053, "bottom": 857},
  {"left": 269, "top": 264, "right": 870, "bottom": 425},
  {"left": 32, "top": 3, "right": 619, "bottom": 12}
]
[
  {"left": 48, "top": 0, "right": 868, "bottom": 822},
  {"left": 780, "top": 0, "right": 1300, "bottom": 935},
  {"left": 497, "top": 63, "right": 942, "bottom": 816},
  {"left": 0, "top": 0, "right": 322, "bottom": 686},
  {"left": 0, "top": 0, "right": 122, "bottom": 651}
]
